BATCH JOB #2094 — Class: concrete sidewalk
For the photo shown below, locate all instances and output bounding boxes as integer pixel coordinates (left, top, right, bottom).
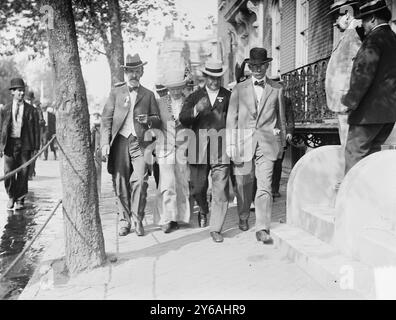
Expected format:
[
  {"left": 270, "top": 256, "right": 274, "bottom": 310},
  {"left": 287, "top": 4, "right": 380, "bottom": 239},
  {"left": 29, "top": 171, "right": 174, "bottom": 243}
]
[{"left": 18, "top": 164, "right": 358, "bottom": 300}]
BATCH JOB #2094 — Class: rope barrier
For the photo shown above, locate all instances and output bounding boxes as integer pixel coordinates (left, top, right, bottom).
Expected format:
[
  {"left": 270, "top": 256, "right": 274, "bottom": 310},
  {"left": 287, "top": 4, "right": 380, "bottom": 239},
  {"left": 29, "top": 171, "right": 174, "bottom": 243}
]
[
  {"left": 0, "top": 135, "right": 57, "bottom": 182},
  {"left": 0, "top": 199, "right": 62, "bottom": 282}
]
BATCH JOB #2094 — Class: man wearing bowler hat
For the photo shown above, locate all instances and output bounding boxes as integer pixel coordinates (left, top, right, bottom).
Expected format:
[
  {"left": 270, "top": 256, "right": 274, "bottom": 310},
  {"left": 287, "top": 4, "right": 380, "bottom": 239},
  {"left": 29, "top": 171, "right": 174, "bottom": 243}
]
[
  {"left": 179, "top": 59, "right": 231, "bottom": 243},
  {"left": 0, "top": 78, "right": 40, "bottom": 210},
  {"left": 341, "top": 0, "right": 396, "bottom": 174},
  {"left": 226, "top": 48, "right": 287, "bottom": 244},
  {"left": 101, "top": 53, "right": 161, "bottom": 236},
  {"left": 325, "top": 0, "right": 363, "bottom": 148}
]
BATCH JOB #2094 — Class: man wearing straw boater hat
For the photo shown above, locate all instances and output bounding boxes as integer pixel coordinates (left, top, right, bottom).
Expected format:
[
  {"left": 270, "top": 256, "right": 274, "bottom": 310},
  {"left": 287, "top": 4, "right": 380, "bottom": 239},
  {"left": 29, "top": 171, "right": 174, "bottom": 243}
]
[
  {"left": 179, "top": 59, "right": 231, "bottom": 243},
  {"left": 341, "top": 0, "right": 396, "bottom": 174},
  {"left": 226, "top": 47, "right": 287, "bottom": 244},
  {"left": 0, "top": 78, "right": 40, "bottom": 210},
  {"left": 325, "top": 0, "right": 363, "bottom": 148},
  {"left": 154, "top": 71, "right": 191, "bottom": 233},
  {"left": 101, "top": 53, "right": 161, "bottom": 237}
]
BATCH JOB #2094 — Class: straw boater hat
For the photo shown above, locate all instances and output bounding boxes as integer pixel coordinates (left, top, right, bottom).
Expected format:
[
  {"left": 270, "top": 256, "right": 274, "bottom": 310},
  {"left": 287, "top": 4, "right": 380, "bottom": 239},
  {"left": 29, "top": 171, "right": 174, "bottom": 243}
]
[
  {"left": 356, "top": 0, "right": 390, "bottom": 19},
  {"left": 9, "top": 78, "right": 26, "bottom": 90},
  {"left": 245, "top": 48, "right": 273, "bottom": 65},
  {"left": 121, "top": 53, "right": 147, "bottom": 69},
  {"left": 163, "top": 71, "right": 187, "bottom": 89},
  {"left": 326, "top": 0, "right": 360, "bottom": 16},
  {"left": 201, "top": 59, "right": 228, "bottom": 77}
]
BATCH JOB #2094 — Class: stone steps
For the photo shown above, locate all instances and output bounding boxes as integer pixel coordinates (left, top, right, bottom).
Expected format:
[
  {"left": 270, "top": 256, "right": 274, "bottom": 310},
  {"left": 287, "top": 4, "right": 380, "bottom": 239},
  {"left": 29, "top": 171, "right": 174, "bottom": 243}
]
[
  {"left": 299, "top": 205, "right": 336, "bottom": 243},
  {"left": 271, "top": 223, "right": 375, "bottom": 299}
]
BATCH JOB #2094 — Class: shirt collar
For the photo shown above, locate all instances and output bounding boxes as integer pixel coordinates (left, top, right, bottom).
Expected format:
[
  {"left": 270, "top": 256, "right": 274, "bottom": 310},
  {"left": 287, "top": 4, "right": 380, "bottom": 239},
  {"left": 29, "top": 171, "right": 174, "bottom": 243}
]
[
  {"left": 372, "top": 23, "right": 389, "bottom": 32},
  {"left": 252, "top": 76, "right": 267, "bottom": 85},
  {"left": 205, "top": 86, "right": 219, "bottom": 95}
]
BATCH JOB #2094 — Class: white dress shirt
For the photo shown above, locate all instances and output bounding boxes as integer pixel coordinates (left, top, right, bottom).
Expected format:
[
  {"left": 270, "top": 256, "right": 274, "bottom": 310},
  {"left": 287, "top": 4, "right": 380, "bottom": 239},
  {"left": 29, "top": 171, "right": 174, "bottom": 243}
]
[
  {"left": 206, "top": 86, "right": 220, "bottom": 106},
  {"left": 43, "top": 110, "right": 48, "bottom": 126},
  {"left": 252, "top": 76, "right": 267, "bottom": 108},
  {"left": 119, "top": 88, "right": 138, "bottom": 138},
  {"left": 10, "top": 101, "right": 24, "bottom": 138},
  {"left": 170, "top": 97, "right": 183, "bottom": 120}
]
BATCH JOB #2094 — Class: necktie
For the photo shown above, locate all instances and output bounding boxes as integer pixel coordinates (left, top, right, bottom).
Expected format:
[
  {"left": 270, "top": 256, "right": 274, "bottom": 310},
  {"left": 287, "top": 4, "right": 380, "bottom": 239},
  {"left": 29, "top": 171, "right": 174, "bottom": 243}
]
[
  {"left": 15, "top": 103, "right": 21, "bottom": 121},
  {"left": 129, "top": 86, "right": 138, "bottom": 92},
  {"left": 254, "top": 80, "right": 265, "bottom": 88}
]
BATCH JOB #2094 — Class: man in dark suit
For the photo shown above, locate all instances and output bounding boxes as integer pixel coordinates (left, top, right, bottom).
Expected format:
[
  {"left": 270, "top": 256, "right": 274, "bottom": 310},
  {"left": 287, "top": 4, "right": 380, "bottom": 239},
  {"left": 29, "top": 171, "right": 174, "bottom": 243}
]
[
  {"left": 0, "top": 78, "right": 40, "bottom": 210},
  {"left": 342, "top": 0, "right": 396, "bottom": 173},
  {"left": 101, "top": 54, "right": 161, "bottom": 237},
  {"left": 227, "top": 48, "right": 287, "bottom": 244},
  {"left": 41, "top": 102, "right": 57, "bottom": 160},
  {"left": 179, "top": 59, "right": 231, "bottom": 243}
]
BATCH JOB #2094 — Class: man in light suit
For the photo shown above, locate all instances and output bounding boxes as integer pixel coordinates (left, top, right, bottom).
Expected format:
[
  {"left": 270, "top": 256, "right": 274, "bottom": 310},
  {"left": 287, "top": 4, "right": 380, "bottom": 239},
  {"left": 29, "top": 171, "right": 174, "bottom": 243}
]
[
  {"left": 101, "top": 54, "right": 161, "bottom": 236},
  {"left": 227, "top": 48, "right": 287, "bottom": 244},
  {"left": 341, "top": 0, "right": 396, "bottom": 174}
]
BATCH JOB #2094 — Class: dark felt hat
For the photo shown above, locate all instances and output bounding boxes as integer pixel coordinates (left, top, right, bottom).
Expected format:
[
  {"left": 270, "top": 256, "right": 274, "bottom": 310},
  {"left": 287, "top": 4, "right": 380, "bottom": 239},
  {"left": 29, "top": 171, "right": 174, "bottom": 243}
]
[
  {"left": 121, "top": 54, "right": 147, "bottom": 69},
  {"left": 246, "top": 48, "right": 273, "bottom": 65},
  {"left": 356, "top": 0, "right": 390, "bottom": 19},
  {"left": 9, "top": 78, "right": 26, "bottom": 90},
  {"left": 25, "top": 90, "right": 35, "bottom": 100}
]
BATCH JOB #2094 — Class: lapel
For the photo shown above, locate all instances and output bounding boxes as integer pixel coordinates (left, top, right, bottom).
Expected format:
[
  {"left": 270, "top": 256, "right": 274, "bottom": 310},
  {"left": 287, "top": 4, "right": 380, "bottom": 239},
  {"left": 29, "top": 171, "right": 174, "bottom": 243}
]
[
  {"left": 134, "top": 85, "right": 144, "bottom": 107},
  {"left": 241, "top": 78, "right": 257, "bottom": 116},
  {"left": 211, "top": 88, "right": 225, "bottom": 111},
  {"left": 257, "top": 79, "right": 274, "bottom": 120},
  {"left": 4, "top": 103, "right": 12, "bottom": 127},
  {"left": 23, "top": 101, "right": 29, "bottom": 120}
]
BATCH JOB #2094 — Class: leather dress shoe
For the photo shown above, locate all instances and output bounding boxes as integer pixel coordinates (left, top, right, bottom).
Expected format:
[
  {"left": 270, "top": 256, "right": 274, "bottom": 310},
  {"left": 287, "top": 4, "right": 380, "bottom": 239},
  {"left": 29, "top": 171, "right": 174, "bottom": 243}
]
[
  {"left": 7, "top": 199, "right": 15, "bottom": 210},
  {"left": 135, "top": 221, "right": 144, "bottom": 236},
  {"left": 15, "top": 199, "right": 25, "bottom": 210},
  {"left": 239, "top": 219, "right": 249, "bottom": 231},
  {"left": 171, "top": 221, "right": 179, "bottom": 230},
  {"left": 198, "top": 213, "right": 208, "bottom": 228},
  {"left": 210, "top": 231, "right": 224, "bottom": 243},
  {"left": 256, "top": 229, "right": 273, "bottom": 244},
  {"left": 119, "top": 227, "right": 130, "bottom": 236},
  {"left": 162, "top": 222, "right": 172, "bottom": 233}
]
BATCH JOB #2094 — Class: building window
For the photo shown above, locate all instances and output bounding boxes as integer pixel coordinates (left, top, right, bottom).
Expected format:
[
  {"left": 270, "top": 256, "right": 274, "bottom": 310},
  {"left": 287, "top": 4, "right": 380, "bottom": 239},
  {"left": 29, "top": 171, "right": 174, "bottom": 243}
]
[
  {"left": 271, "top": 0, "right": 282, "bottom": 77},
  {"left": 295, "top": 0, "right": 309, "bottom": 68}
]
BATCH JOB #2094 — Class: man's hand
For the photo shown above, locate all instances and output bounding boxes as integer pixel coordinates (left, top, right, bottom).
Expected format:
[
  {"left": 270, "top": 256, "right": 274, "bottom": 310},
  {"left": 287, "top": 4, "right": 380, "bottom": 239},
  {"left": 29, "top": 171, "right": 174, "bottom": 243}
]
[
  {"left": 0, "top": 151, "right": 3, "bottom": 158},
  {"left": 273, "top": 128, "right": 281, "bottom": 136},
  {"left": 195, "top": 96, "right": 210, "bottom": 114},
  {"left": 101, "top": 144, "right": 110, "bottom": 162},
  {"left": 286, "top": 133, "right": 293, "bottom": 143},
  {"left": 226, "top": 145, "right": 238, "bottom": 160}
]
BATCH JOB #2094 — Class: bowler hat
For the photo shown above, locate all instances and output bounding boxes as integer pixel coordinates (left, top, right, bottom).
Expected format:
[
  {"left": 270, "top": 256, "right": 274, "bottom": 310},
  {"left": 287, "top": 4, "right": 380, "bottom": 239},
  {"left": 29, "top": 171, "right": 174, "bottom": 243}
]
[
  {"left": 121, "top": 53, "right": 147, "bottom": 69},
  {"left": 9, "top": 78, "right": 26, "bottom": 90},
  {"left": 327, "top": 0, "right": 360, "bottom": 16},
  {"left": 201, "top": 59, "right": 228, "bottom": 77},
  {"left": 356, "top": 0, "right": 390, "bottom": 19},
  {"left": 246, "top": 48, "right": 273, "bottom": 65}
]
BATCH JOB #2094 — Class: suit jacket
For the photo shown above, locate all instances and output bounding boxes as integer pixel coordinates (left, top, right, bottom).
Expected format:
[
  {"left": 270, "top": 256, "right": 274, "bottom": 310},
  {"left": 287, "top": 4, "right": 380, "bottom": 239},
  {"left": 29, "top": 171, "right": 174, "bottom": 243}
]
[
  {"left": 342, "top": 25, "right": 396, "bottom": 125},
  {"left": 156, "top": 94, "right": 187, "bottom": 158},
  {"left": 226, "top": 77, "right": 287, "bottom": 162},
  {"left": 100, "top": 82, "right": 161, "bottom": 174},
  {"left": 0, "top": 102, "right": 40, "bottom": 153},
  {"left": 326, "top": 25, "right": 362, "bottom": 113},
  {"left": 179, "top": 86, "right": 231, "bottom": 165},
  {"left": 42, "top": 112, "right": 56, "bottom": 136}
]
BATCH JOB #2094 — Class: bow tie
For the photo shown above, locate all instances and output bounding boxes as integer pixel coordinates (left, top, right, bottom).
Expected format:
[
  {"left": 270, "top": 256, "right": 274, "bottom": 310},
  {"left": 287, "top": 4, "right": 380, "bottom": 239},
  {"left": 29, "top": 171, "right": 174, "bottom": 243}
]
[
  {"left": 254, "top": 80, "right": 265, "bottom": 87},
  {"left": 129, "top": 86, "right": 138, "bottom": 92}
]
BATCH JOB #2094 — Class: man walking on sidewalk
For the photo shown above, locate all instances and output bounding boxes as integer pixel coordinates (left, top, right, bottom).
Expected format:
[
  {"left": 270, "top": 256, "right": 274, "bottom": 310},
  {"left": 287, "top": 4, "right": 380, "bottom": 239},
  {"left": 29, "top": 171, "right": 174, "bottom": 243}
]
[
  {"left": 0, "top": 78, "right": 40, "bottom": 210},
  {"left": 101, "top": 54, "right": 161, "bottom": 237},
  {"left": 179, "top": 59, "right": 231, "bottom": 243},
  {"left": 227, "top": 48, "right": 287, "bottom": 244},
  {"left": 41, "top": 102, "right": 57, "bottom": 160},
  {"left": 341, "top": 0, "right": 396, "bottom": 173}
]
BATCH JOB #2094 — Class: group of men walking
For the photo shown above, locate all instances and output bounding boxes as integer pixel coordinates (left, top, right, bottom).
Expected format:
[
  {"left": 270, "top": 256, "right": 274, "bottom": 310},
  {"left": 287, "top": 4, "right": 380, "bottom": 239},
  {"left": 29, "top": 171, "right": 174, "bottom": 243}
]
[
  {"left": 101, "top": 47, "right": 290, "bottom": 244},
  {"left": 0, "top": 78, "right": 56, "bottom": 210}
]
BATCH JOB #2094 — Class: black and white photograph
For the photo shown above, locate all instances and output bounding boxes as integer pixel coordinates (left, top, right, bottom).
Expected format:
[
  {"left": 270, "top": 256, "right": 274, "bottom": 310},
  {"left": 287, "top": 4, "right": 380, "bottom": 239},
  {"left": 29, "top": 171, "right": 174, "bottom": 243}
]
[{"left": 0, "top": 0, "right": 396, "bottom": 306}]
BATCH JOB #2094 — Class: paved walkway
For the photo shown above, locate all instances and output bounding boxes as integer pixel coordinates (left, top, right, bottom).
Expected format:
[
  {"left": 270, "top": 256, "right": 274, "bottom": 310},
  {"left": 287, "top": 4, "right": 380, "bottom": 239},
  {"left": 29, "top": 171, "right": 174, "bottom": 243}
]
[{"left": 16, "top": 160, "right": 356, "bottom": 300}]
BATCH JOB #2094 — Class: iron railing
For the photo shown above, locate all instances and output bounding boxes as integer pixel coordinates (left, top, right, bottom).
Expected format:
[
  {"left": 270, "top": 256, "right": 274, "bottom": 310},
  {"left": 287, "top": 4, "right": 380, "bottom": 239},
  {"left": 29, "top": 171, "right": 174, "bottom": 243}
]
[{"left": 282, "top": 56, "right": 336, "bottom": 123}]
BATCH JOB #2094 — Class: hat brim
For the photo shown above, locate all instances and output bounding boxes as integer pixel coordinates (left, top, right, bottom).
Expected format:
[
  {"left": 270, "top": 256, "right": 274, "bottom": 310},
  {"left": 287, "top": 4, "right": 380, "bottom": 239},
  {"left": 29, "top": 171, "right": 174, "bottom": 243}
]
[
  {"left": 201, "top": 66, "right": 228, "bottom": 77},
  {"left": 355, "top": 5, "right": 389, "bottom": 19},
  {"left": 9, "top": 86, "right": 25, "bottom": 90},
  {"left": 163, "top": 80, "right": 187, "bottom": 89},
  {"left": 121, "top": 61, "right": 148, "bottom": 69},
  {"left": 326, "top": 1, "right": 360, "bottom": 16},
  {"left": 245, "top": 58, "right": 273, "bottom": 65}
]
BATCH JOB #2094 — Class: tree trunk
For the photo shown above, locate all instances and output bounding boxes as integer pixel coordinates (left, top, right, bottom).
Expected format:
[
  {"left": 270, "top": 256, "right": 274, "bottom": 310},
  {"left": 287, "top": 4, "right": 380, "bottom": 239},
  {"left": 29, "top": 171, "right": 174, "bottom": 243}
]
[
  {"left": 106, "top": 0, "right": 124, "bottom": 85},
  {"left": 43, "top": 0, "right": 106, "bottom": 274}
]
